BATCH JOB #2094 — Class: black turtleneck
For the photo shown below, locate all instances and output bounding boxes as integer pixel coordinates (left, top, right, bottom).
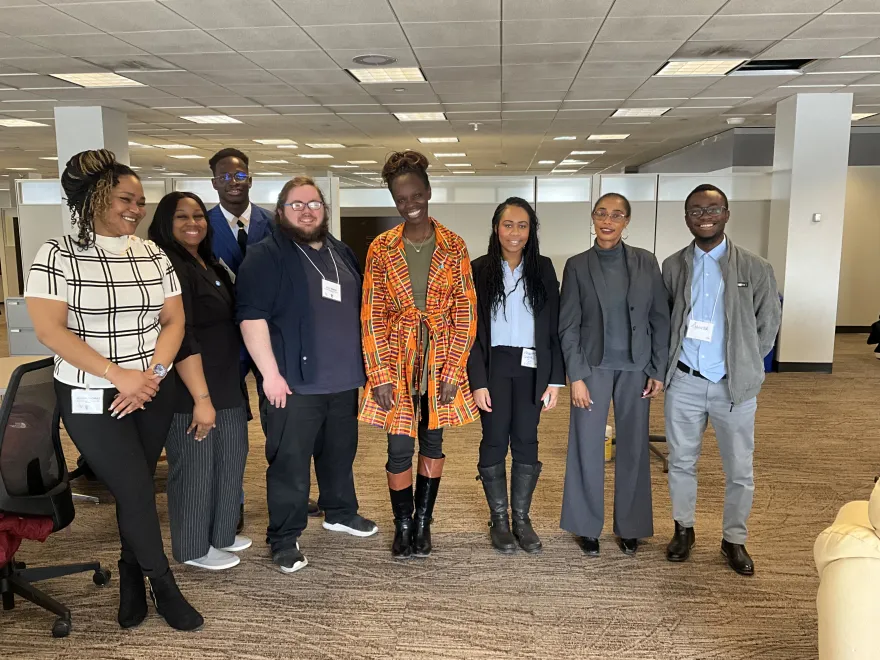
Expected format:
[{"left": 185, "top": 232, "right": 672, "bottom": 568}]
[{"left": 596, "top": 241, "right": 637, "bottom": 370}]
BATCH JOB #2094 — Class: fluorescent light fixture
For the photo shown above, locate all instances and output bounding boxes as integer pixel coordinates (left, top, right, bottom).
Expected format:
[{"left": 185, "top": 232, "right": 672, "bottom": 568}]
[
  {"left": 159, "top": 172, "right": 186, "bottom": 176},
  {"left": 348, "top": 67, "right": 426, "bottom": 84},
  {"left": 50, "top": 72, "right": 144, "bottom": 88},
  {"left": 612, "top": 107, "right": 670, "bottom": 118},
  {"left": 395, "top": 112, "right": 447, "bottom": 122},
  {"left": 254, "top": 172, "right": 282, "bottom": 176},
  {"left": 276, "top": 145, "right": 299, "bottom": 149},
  {"left": 298, "top": 154, "right": 333, "bottom": 159},
  {"left": 432, "top": 153, "right": 465, "bottom": 158},
  {"left": 254, "top": 139, "right": 296, "bottom": 145},
  {"left": 655, "top": 59, "right": 745, "bottom": 77},
  {"left": 305, "top": 143, "right": 345, "bottom": 149},
  {"left": 852, "top": 112, "right": 878, "bottom": 121},
  {"left": 39, "top": 156, "right": 58, "bottom": 161},
  {"left": 169, "top": 154, "right": 205, "bottom": 159},
  {"left": 452, "top": 170, "right": 475, "bottom": 174},
  {"left": 330, "top": 164, "right": 358, "bottom": 168},
  {"left": 130, "top": 166, "right": 141, "bottom": 170},
  {"left": 588, "top": 134, "right": 629, "bottom": 140},
  {"left": 153, "top": 143, "right": 193, "bottom": 149},
  {"left": 560, "top": 159, "right": 589, "bottom": 165},
  {"left": 571, "top": 150, "right": 606, "bottom": 155},
  {"left": 257, "top": 159, "right": 288, "bottom": 164},
  {"left": 348, "top": 160, "right": 378, "bottom": 164},
  {"left": 445, "top": 163, "right": 471, "bottom": 167},
  {"left": 128, "top": 141, "right": 154, "bottom": 148},
  {"left": 7, "top": 167, "right": 36, "bottom": 171},
  {"left": 841, "top": 54, "right": 879, "bottom": 59},
  {"left": 537, "top": 160, "right": 556, "bottom": 164},
  {"left": 418, "top": 137, "right": 458, "bottom": 143},
  {"left": 551, "top": 169, "right": 577, "bottom": 173},
  {"left": 553, "top": 136, "right": 577, "bottom": 140},
  {"left": 180, "top": 115, "right": 241, "bottom": 124},
  {"left": 0, "top": 119, "right": 48, "bottom": 127}
]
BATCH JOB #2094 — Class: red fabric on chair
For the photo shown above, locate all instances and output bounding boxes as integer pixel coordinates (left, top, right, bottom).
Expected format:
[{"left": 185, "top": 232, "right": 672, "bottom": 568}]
[{"left": 0, "top": 513, "right": 54, "bottom": 564}]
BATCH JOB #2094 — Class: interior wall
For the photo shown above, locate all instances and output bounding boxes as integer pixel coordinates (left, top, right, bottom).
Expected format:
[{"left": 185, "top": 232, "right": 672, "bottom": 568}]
[{"left": 838, "top": 166, "right": 880, "bottom": 326}]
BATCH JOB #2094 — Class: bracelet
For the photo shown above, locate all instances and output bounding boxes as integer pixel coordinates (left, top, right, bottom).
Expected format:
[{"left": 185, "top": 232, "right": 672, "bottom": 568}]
[{"left": 102, "top": 363, "right": 114, "bottom": 378}]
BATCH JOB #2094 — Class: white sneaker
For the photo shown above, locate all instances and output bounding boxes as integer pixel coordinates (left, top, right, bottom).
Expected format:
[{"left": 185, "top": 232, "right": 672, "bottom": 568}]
[
  {"left": 323, "top": 514, "right": 379, "bottom": 538},
  {"left": 184, "top": 546, "right": 240, "bottom": 571},
  {"left": 219, "top": 535, "right": 252, "bottom": 552}
]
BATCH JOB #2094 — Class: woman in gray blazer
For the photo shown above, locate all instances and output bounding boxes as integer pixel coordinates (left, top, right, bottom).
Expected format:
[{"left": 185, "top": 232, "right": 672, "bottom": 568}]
[{"left": 558, "top": 193, "right": 670, "bottom": 556}]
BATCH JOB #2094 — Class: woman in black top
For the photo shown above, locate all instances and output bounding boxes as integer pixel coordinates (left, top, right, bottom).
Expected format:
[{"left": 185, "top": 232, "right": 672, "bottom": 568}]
[{"left": 149, "top": 192, "right": 250, "bottom": 571}]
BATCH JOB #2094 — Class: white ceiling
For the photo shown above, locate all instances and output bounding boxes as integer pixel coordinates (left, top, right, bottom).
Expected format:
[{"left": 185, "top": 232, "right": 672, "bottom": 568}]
[{"left": 0, "top": 0, "right": 879, "bottom": 185}]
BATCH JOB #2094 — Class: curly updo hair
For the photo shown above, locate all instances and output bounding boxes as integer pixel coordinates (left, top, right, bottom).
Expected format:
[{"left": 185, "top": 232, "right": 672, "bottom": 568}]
[
  {"left": 61, "top": 149, "right": 139, "bottom": 249},
  {"left": 381, "top": 150, "right": 430, "bottom": 192}
]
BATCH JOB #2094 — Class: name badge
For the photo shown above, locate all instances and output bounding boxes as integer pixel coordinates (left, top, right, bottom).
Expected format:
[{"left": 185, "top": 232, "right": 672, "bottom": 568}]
[
  {"left": 521, "top": 348, "right": 538, "bottom": 369},
  {"left": 71, "top": 388, "right": 103, "bottom": 414},
  {"left": 686, "top": 319, "right": 714, "bottom": 342},
  {"left": 322, "top": 279, "right": 342, "bottom": 302}
]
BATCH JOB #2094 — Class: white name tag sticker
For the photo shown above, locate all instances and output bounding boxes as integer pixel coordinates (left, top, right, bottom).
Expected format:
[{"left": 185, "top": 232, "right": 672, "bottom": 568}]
[
  {"left": 71, "top": 389, "right": 103, "bottom": 415},
  {"left": 521, "top": 348, "right": 538, "bottom": 369},
  {"left": 686, "top": 319, "right": 714, "bottom": 342},
  {"left": 322, "top": 279, "right": 342, "bottom": 302}
]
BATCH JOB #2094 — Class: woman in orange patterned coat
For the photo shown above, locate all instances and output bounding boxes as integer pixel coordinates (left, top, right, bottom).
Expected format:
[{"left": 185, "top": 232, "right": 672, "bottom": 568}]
[{"left": 360, "top": 151, "right": 479, "bottom": 559}]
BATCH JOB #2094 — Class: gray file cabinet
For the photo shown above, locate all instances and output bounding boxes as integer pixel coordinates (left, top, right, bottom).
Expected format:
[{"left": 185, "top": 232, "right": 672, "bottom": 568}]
[{"left": 5, "top": 297, "right": 52, "bottom": 356}]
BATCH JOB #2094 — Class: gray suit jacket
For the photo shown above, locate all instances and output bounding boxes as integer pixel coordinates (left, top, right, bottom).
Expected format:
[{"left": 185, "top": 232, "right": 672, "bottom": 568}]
[{"left": 559, "top": 242, "right": 670, "bottom": 383}]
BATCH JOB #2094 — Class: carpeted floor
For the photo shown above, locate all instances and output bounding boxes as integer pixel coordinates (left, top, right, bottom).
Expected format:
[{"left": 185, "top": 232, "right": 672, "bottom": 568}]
[{"left": 2, "top": 335, "right": 877, "bottom": 659}]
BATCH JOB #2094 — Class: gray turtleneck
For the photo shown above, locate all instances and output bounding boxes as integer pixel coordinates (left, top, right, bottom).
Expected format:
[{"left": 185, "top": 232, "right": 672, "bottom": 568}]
[{"left": 596, "top": 241, "right": 637, "bottom": 370}]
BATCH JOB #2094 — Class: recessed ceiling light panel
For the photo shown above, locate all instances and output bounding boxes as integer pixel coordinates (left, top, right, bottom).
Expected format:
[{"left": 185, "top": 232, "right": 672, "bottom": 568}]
[
  {"left": 445, "top": 163, "right": 471, "bottom": 167},
  {"left": 553, "top": 136, "right": 577, "bottom": 140},
  {"left": 395, "top": 112, "right": 447, "bottom": 122},
  {"left": 298, "top": 154, "right": 333, "bottom": 159},
  {"left": 348, "top": 67, "right": 424, "bottom": 83},
  {"left": 537, "top": 160, "right": 555, "bottom": 164},
  {"left": 254, "top": 138, "right": 296, "bottom": 145},
  {"left": 305, "top": 143, "right": 345, "bottom": 149},
  {"left": 587, "top": 134, "right": 630, "bottom": 141},
  {"left": 418, "top": 137, "right": 459, "bottom": 143},
  {"left": 612, "top": 107, "right": 670, "bottom": 118},
  {"left": 852, "top": 112, "right": 878, "bottom": 121},
  {"left": 655, "top": 60, "right": 746, "bottom": 77},
  {"left": 432, "top": 152, "right": 465, "bottom": 157},
  {"left": 0, "top": 119, "right": 48, "bottom": 127},
  {"left": 571, "top": 150, "right": 606, "bottom": 155},
  {"left": 348, "top": 160, "right": 378, "bottom": 164},
  {"left": 169, "top": 154, "right": 205, "bottom": 159},
  {"left": 257, "top": 159, "right": 288, "bottom": 164},
  {"left": 180, "top": 115, "right": 241, "bottom": 124},
  {"left": 50, "top": 72, "right": 144, "bottom": 88},
  {"left": 452, "top": 170, "right": 475, "bottom": 174}
]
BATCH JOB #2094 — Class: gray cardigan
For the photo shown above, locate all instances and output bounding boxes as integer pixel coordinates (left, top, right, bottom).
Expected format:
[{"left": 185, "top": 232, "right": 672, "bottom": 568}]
[
  {"left": 559, "top": 242, "right": 670, "bottom": 383},
  {"left": 662, "top": 238, "right": 781, "bottom": 404}
]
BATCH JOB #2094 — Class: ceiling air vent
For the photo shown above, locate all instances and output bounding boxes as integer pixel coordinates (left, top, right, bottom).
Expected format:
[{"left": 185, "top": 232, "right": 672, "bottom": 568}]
[{"left": 729, "top": 59, "right": 814, "bottom": 76}]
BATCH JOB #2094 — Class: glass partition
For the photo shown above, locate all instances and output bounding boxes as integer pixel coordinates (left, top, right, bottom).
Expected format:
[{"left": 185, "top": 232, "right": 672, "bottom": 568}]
[
  {"left": 535, "top": 177, "right": 592, "bottom": 278},
  {"left": 598, "top": 175, "right": 657, "bottom": 253}
]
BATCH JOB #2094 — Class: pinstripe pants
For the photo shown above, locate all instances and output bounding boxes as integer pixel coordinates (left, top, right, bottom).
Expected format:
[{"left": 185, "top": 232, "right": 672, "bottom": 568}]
[{"left": 165, "top": 405, "right": 249, "bottom": 563}]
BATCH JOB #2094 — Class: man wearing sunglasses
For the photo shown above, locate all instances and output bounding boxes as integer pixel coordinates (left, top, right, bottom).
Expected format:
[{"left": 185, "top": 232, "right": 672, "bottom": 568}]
[{"left": 662, "top": 184, "right": 781, "bottom": 577}]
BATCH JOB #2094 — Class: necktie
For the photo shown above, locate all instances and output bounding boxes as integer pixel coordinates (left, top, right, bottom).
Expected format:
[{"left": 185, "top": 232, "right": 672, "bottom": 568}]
[{"left": 236, "top": 219, "right": 248, "bottom": 256}]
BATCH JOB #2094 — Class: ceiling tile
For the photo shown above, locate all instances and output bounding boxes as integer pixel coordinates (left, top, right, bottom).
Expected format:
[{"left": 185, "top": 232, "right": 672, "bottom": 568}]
[
  {"left": 302, "top": 23, "right": 409, "bottom": 50},
  {"left": 116, "top": 29, "right": 230, "bottom": 55},
  {"left": 672, "top": 40, "right": 774, "bottom": 59},
  {"left": 791, "top": 14, "right": 880, "bottom": 40},
  {"left": 806, "top": 57, "right": 880, "bottom": 73},
  {"left": 292, "top": 82, "right": 370, "bottom": 96},
  {"left": 199, "top": 69, "right": 282, "bottom": 85},
  {"left": 0, "top": 56, "right": 105, "bottom": 74},
  {"left": 503, "top": 63, "right": 581, "bottom": 80},
  {"left": 430, "top": 80, "right": 501, "bottom": 95},
  {"left": 0, "top": 37, "right": 59, "bottom": 58},
  {"left": 403, "top": 21, "right": 499, "bottom": 49},
  {"left": 414, "top": 46, "right": 499, "bottom": 68},
  {"left": 844, "top": 39, "right": 880, "bottom": 58},
  {"left": 503, "top": 0, "right": 613, "bottom": 20},
  {"left": 162, "top": 52, "right": 262, "bottom": 71},
  {"left": 22, "top": 33, "right": 146, "bottom": 57},
  {"left": 273, "top": 0, "right": 397, "bottom": 25},
  {"left": 325, "top": 47, "right": 419, "bottom": 69},
  {"left": 424, "top": 65, "right": 501, "bottom": 82},
  {"left": 501, "top": 91, "right": 568, "bottom": 103},
  {"left": 692, "top": 14, "right": 816, "bottom": 41},
  {"left": 253, "top": 68, "right": 353, "bottom": 84},
  {"left": 208, "top": 26, "right": 318, "bottom": 52},
  {"left": 0, "top": 5, "right": 96, "bottom": 36},
  {"left": 832, "top": 0, "right": 880, "bottom": 9},
  {"left": 152, "top": 82, "right": 228, "bottom": 95},
  {"left": 389, "top": 0, "right": 500, "bottom": 22},
  {"left": 119, "top": 71, "right": 214, "bottom": 86},
  {"left": 437, "top": 92, "right": 501, "bottom": 103},
  {"left": 84, "top": 54, "right": 180, "bottom": 70},
  {"left": 597, "top": 16, "right": 707, "bottom": 42},
  {"left": 720, "top": 0, "right": 836, "bottom": 11},
  {"left": 502, "top": 43, "right": 590, "bottom": 65},
  {"left": 761, "top": 37, "right": 874, "bottom": 60},
  {"left": 585, "top": 41, "right": 684, "bottom": 62},
  {"left": 159, "top": 0, "right": 295, "bottom": 30},
  {"left": 576, "top": 61, "right": 660, "bottom": 78},
  {"left": 247, "top": 51, "right": 343, "bottom": 70},
  {"left": 502, "top": 19, "right": 602, "bottom": 46},
  {"left": 503, "top": 79, "right": 573, "bottom": 93},
  {"left": 608, "top": 0, "right": 725, "bottom": 16},
  {"left": 57, "top": 1, "right": 194, "bottom": 32}
]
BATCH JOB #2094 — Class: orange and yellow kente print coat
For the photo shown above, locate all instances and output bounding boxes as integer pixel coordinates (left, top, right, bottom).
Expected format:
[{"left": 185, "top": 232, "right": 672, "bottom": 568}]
[{"left": 359, "top": 218, "right": 479, "bottom": 438}]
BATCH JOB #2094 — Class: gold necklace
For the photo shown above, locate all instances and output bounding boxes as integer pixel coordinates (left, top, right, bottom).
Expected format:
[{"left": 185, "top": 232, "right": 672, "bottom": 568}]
[{"left": 404, "top": 233, "right": 432, "bottom": 253}]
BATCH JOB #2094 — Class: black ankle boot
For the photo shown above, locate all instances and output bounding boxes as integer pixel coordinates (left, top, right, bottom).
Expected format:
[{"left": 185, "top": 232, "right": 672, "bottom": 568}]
[
  {"left": 510, "top": 461, "right": 543, "bottom": 553},
  {"left": 413, "top": 455, "right": 444, "bottom": 557},
  {"left": 117, "top": 559, "right": 147, "bottom": 629},
  {"left": 147, "top": 569, "right": 204, "bottom": 631},
  {"left": 477, "top": 462, "right": 516, "bottom": 554},
  {"left": 666, "top": 521, "right": 695, "bottom": 562},
  {"left": 389, "top": 485, "right": 414, "bottom": 559}
]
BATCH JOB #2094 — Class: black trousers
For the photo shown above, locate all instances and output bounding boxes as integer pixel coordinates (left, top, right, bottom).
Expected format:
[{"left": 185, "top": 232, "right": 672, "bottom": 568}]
[
  {"left": 55, "top": 378, "right": 176, "bottom": 578},
  {"left": 265, "top": 389, "right": 359, "bottom": 553},
  {"left": 387, "top": 393, "right": 444, "bottom": 474},
  {"left": 478, "top": 346, "right": 541, "bottom": 467}
]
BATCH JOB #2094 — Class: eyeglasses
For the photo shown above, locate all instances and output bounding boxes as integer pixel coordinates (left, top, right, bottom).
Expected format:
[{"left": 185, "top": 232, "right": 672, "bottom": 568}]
[
  {"left": 592, "top": 210, "right": 628, "bottom": 221},
  {"left": 686, "top": 206, "right": 727, "bottom": 219},
  {"left": 284, "top": 200, "right": 324, "bottom": 211},
  {"left": 213, "top": 172, "right": 249, "bottom": 184}
]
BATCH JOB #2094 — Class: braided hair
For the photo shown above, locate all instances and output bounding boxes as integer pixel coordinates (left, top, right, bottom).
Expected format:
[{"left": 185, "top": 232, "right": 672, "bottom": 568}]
[
  {"left": 61, "top": 149, "right": 139, "bottom": 249},
  {"left": 381, "top": 150, "right": 430, "bottom": 192},
  {"left": 484, "top": 197, "right": 547, "bottom": 318}
]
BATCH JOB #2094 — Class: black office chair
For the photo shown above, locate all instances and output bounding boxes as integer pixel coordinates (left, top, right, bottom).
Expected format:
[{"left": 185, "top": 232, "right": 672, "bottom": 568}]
[{"left": 0, "top": 358, "right": 110, "bottom": 638}]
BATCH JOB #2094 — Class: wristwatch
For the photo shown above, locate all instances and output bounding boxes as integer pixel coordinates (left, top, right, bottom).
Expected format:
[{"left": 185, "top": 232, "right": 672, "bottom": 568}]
[{"left": 152, "top": 364, "right": 168, "bottom": 379}]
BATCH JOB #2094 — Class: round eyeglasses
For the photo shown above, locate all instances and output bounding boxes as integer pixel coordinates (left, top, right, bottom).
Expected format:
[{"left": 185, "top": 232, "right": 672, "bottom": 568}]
[
  {"left": 284, "top": 200, "right": 324, "bottom": 211},
  {"left": 686, "top": 206, "right": 727, "bottom": 219},
  {"left": 592, "top": 210, "right": 628, "bottom": 221},
  {"left": 212, "top": 172, "right": 249, "bottom": 184}
]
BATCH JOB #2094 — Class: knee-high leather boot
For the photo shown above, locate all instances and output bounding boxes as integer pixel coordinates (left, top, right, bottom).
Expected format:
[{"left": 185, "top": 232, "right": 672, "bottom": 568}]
[
  {"left": 413, "top": 455, "right": 444, "bottom": 557},
  {"left": 477, "top": 462, "right": 517, "bottom": 553},
  {"left": 510, "top": 461, "right": 543, "bottom": 553},
  {"left": 388, "top": 469, "right": 414, "bottom": 559}
]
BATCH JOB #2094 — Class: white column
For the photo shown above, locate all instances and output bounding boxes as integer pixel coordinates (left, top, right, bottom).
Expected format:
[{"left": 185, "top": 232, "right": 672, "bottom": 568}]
[
  {"left": 768, "top": 93, "right": 852, "bottom": 372},
  {"left": 54, "top": 106, "right": 129, "bottom": 174}
]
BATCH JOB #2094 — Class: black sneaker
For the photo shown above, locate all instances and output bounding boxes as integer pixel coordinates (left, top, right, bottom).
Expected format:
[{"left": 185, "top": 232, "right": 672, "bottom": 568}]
[
  {"left": 272, "top": 543, "right": 308, "bottom": 574},
  {"left": 323, "top": 514, "right": 379, "bottom": 538}
]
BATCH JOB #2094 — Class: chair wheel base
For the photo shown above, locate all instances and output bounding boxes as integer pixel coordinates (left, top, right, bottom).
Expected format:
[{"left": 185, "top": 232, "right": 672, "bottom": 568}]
[
  {"left": 92, "top": 568, "right": 111, "bottom": 587},
  {"left": 52, "top": 616, "right": 71, "bottom": 638}
]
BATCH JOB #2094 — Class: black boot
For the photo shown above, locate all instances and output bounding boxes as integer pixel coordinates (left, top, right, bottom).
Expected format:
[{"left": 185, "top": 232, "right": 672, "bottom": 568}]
[
  {"left": 477, "top": 462, "right": 516, "bottom": 554},
  {"left": 413, "top": 455, "right": 444, "bottom": 557},
  {"left": 147, "top": 569, "right": 204, "bottom": 632},
  {"left": 117, "top": 559, "right": 147, "bottom": 629},
  {"left": 236, "top": 502, "right": 245, "bottom": 535},
  {"left": 388, "top": 473, "right": 414, "bottom": 560},
  {"left": 666, "top": 521, "right": 695, "bottom": 562},
  {"left": 510, "top": 461, "right": 542, "bottom": 553}
]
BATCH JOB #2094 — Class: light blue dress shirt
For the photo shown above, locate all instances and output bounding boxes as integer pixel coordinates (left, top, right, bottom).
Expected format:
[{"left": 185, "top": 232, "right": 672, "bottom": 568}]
[
  {"left": 491, "top": 260, "right": 535, "bottom": 348},
  {"left": 680, "top": 237, "right": 728, "bottom": 383}
]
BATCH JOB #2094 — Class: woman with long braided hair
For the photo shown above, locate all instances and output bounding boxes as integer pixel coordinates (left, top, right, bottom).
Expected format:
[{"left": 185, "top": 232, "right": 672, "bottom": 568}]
[
  {"left": 25, "top": 149, "right": 203, "bottom": 631},
  {"left": 467, "top": 197, "right": 565, "bottom": 554}
]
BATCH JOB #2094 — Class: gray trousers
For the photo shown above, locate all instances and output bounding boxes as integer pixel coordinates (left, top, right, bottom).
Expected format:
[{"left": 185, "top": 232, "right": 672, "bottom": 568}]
[
  {"left": 560, "top": 368, "right": 653, "bottom": 539},
  {"left": 664, "top": 369, "right": 756, "bottom": 545},
  {"left": 166, "top": 405, "right": 249, "bottom": 562}
]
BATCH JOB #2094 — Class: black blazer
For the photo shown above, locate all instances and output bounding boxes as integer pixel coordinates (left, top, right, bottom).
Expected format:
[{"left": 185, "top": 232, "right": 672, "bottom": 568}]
[
  {"left": 467, "top": 254, "right": 565, "bottom": 404},
  {"left": 558, "top": 242, "right": 670, "bottom": 383},
  {"left": 168, "top": 250, "right": 244, "bottom": 413}
]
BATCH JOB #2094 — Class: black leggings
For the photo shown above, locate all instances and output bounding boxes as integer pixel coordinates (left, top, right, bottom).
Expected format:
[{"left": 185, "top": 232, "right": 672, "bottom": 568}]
[
  {"left": 387, "top": 393, "right": 443, "bottom": 474},
  {"left": 56, "top": 378, "right": 176, "bottom": 577}
]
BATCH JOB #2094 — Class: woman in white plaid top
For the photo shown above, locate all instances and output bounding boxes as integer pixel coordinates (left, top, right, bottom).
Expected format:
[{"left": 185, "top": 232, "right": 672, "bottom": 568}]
[{"left": 24, "top": 149, "right": 203, "bottom": 633}]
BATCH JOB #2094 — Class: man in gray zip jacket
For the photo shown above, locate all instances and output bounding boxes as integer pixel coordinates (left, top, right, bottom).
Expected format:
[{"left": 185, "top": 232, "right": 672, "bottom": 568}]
[{"left": 662, "top": 184, "right": 781, "bottom": 576}]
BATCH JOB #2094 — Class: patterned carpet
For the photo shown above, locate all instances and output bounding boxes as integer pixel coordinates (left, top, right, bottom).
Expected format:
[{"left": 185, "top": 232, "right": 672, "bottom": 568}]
[{"left": 3, "top": 335, "right": 877, "bottom": 659}]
